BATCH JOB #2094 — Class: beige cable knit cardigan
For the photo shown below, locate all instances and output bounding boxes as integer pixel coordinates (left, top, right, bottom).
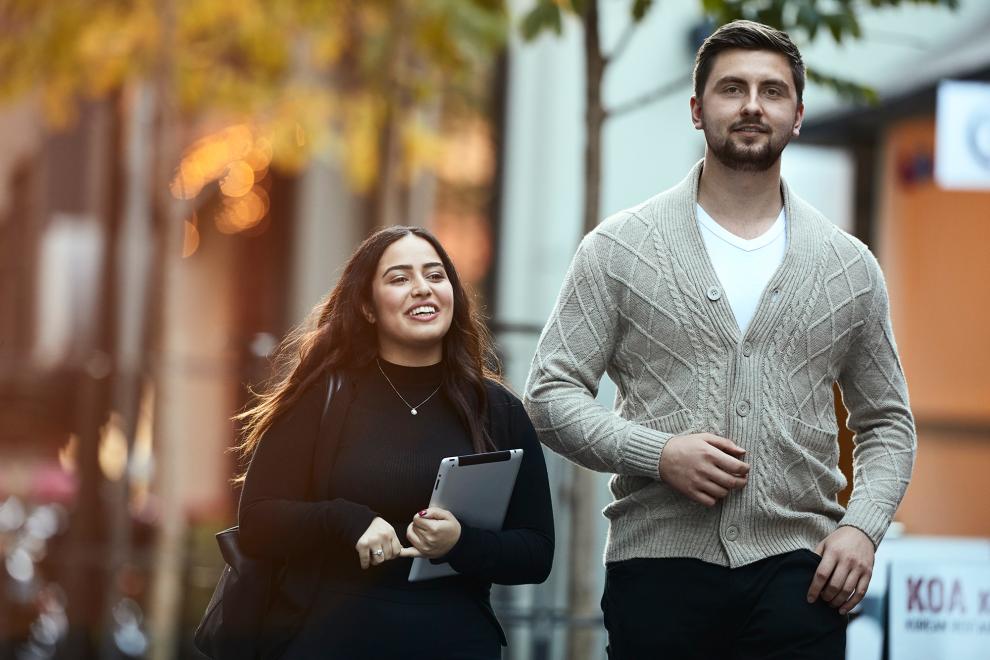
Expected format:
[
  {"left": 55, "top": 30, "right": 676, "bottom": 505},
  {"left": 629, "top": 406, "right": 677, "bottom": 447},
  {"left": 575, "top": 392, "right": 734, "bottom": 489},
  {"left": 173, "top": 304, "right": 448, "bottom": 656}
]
[{"left": 524, "top": 161, "right": 916, "bottom": 568}]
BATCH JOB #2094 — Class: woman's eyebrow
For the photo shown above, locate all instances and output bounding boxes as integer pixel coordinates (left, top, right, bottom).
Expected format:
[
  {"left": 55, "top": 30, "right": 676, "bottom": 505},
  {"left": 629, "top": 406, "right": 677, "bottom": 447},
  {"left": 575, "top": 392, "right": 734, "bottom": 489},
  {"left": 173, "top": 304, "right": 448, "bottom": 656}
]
[
  {"left": 382, "top": 262, "right": 444, "bottom": 277},
  {"left": 382, "top": 264, "right": 411, "bottom": 277}
]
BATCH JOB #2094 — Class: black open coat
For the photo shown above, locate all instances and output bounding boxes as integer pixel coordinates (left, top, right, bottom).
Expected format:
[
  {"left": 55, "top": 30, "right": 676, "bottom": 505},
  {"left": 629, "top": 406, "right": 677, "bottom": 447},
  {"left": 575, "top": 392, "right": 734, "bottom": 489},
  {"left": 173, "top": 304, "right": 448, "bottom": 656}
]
[{"left": 237, "top": 370, "right": 555, "bottom": 657}]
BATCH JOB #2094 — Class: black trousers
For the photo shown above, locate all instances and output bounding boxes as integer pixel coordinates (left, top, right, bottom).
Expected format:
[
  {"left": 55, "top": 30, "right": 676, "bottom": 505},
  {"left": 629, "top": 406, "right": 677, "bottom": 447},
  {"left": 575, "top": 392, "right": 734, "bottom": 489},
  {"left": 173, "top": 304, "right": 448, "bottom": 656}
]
[
  {"left": 602, "top": 550, "right": 847, "bottom": 660},
  {"left": 276, "top": 583, "right": 502, "bottom": 660}
]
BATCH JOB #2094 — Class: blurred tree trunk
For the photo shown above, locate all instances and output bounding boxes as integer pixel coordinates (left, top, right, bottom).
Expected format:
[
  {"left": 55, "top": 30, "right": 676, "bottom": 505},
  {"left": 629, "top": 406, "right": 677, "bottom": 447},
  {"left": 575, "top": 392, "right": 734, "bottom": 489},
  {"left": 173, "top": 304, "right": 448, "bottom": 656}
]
[
  {"left": 58, "top": 99, "right": 119, "bottom": 660},
  {"left": 98, "top": 82, "right": 156, "bottom": 657},
  {"left": 567, "top": 4, "right": 606, "bottom": 659},
  {"left": 582, "top": 0, "right": 605, "bottom": 236},
  {"left": 146, "top": 0, "right": 189, "bottom": 657}
]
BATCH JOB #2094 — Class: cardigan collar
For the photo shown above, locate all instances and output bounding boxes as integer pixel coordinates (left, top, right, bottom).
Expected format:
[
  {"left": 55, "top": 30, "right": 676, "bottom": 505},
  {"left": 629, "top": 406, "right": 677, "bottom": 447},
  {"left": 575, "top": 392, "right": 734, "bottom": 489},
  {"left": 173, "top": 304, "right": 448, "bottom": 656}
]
[{"left": 659, "top": 159, "right": 820, "bottom": 347}]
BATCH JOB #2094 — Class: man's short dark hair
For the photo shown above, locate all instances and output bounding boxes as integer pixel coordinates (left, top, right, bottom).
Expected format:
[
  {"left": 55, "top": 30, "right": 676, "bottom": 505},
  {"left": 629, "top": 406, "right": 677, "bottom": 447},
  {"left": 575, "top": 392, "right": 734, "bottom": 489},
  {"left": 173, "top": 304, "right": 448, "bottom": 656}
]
[{"left": 693, "top": 20, "right": 805, "bottom": 103}]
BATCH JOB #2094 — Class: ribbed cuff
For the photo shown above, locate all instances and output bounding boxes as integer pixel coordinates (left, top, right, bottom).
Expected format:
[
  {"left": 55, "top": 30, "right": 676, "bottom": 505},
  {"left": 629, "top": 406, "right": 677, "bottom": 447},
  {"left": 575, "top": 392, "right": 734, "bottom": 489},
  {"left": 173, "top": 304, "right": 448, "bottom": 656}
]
[
  {"left": 325, "top": 499, "right": 380, "bottom": 547},
  {"left": 441, "top": 523, "right": 485, "bottom": 572},
  {"left": 839, "top": 500, "right": 891, "bottom": 548},
  {"left": 622, "top": 425, "right": 672, "bottom": 478}
]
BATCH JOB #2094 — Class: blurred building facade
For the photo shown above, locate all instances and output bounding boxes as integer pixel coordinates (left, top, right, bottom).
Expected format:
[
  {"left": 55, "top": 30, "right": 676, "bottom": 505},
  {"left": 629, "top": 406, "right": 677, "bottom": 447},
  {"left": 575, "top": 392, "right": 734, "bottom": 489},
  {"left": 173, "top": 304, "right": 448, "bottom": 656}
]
[{"left": 0, "top": 67, "right": 504, "bottom": 658}]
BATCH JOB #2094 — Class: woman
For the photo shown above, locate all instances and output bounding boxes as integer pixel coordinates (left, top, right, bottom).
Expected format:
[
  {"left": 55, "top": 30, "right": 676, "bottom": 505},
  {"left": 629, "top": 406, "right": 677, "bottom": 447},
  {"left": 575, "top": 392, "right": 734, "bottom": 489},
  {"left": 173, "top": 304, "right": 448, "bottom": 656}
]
[{"left": 236, "top": 226, "right": 554, "bottom": 659}]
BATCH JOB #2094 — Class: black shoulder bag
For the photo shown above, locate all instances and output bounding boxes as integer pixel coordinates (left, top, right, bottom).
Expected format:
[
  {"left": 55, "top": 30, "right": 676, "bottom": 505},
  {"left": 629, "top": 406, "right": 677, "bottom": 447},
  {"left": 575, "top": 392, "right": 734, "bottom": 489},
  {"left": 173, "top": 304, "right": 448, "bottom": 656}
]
[{"left": 193, "top": 373, "right": 341, "bottom": 659}]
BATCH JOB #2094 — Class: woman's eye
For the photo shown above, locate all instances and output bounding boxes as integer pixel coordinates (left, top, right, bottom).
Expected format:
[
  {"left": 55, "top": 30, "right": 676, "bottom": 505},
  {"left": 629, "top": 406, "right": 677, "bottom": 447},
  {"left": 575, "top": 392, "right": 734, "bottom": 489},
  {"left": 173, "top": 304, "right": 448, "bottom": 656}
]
[
  {"left": 427, "top": 272, "right": 446, "bottom": 281},
  {"left": 390, "top": 276, "right": 408, "bottom": 284}
]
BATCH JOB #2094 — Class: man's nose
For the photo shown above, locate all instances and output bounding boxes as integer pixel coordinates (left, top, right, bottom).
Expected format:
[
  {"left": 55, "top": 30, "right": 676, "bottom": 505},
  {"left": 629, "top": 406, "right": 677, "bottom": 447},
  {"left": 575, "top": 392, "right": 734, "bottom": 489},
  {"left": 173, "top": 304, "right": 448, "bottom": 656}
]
[{"left": 741, "top": 90, "right": 763, "bottom": 116}]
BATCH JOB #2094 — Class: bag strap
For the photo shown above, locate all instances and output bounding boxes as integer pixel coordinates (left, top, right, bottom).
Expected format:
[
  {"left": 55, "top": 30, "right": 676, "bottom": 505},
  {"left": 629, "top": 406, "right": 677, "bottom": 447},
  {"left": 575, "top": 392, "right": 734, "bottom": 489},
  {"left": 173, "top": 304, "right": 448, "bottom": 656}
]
[
  {"left": 316, "top": 371, "right": 355, "bottom": 502},
  {"left": 305, "top": 372, "right": 341, "bottom": 502},
  {"left": 321, "top": 372, "right": 341, "bottom": 428}
]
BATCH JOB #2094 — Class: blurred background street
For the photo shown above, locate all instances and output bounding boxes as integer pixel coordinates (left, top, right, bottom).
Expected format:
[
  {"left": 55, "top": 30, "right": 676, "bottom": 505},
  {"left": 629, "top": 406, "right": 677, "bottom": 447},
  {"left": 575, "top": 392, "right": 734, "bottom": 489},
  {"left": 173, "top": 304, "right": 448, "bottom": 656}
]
[{"left": 1, "top": 1, "right": 988, "bottom": 659}]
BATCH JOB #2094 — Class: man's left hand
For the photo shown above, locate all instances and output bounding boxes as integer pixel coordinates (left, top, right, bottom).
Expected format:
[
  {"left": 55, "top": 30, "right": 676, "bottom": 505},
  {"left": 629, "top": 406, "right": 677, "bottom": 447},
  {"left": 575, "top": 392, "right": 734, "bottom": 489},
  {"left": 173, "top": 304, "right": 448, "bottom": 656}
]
[{"left": 806, "top": 526, "right": 875, "bottom": 615}]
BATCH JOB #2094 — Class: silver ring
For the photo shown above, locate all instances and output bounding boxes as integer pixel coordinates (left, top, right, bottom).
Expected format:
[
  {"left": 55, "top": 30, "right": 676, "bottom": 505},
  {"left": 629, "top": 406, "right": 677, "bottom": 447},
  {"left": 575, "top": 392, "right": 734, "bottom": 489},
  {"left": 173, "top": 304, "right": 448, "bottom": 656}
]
[{"left": 372, "top": 549, "right": 384, "bottom": 556}]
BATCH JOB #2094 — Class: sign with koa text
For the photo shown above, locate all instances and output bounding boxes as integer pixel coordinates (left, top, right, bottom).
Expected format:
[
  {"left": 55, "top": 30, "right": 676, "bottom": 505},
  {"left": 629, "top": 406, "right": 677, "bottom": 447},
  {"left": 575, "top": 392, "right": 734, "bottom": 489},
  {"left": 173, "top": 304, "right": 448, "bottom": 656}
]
[{"left": 889, "top": 561, "right": 990, "bottom": 659}]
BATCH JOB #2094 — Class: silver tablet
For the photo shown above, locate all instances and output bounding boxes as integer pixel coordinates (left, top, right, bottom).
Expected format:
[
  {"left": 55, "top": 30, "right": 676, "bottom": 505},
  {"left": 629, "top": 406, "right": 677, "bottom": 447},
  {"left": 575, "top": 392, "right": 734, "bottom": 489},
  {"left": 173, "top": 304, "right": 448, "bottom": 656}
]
[{"left": 408, "top": 449, "right": 524, "bottom": 582}]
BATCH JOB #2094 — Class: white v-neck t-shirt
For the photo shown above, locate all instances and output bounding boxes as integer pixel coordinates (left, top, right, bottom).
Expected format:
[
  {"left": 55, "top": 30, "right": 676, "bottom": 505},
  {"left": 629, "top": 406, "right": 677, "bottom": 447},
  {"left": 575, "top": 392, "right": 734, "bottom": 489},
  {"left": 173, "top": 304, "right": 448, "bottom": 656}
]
[{"left": 696, "top": 204, "right": 787, "bottom": 335}]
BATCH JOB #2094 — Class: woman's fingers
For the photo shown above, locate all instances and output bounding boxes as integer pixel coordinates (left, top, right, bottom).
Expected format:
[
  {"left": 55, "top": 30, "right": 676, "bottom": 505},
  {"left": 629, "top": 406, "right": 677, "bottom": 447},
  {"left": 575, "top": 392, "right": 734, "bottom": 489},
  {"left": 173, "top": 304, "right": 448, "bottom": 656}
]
[
  {"left": 406, "top": 523, "right": 428, "bottom": 552},
  {"left": 356, "top": 539, "right": 371, "bottom": 570},
  {"left": 412, "top": 519, "right": 441, "bottom": 546},
  {"left": 420, "top": 507, "right": 453, "bottom": 521},
  {"left": 412, "top": 515, "right": 440, "bottom": 535},
  {"left": 356, "top": 519, "right": 407, "bottom": 568},
  {"left": 371, "top": 527, "right": 403, "bottom": 563}
]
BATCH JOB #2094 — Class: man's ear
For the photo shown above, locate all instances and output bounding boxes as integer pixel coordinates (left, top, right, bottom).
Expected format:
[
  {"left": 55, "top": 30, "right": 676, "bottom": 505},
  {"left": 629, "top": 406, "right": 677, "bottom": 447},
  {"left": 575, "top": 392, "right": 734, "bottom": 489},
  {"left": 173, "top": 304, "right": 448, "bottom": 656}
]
[
  {"left": 690, "top": 96, "right": 704, "bottom": 130},
  {"left": 792, "top": 102, "right": 805, "bottom": 137}
]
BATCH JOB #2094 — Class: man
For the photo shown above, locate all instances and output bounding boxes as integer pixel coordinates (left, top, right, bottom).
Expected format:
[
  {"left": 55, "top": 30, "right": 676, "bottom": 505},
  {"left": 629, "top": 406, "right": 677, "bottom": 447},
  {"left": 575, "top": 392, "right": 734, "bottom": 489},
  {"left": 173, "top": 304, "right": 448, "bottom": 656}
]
[{"left": 524, "top": 20, "right": 915, "bottom": 659}]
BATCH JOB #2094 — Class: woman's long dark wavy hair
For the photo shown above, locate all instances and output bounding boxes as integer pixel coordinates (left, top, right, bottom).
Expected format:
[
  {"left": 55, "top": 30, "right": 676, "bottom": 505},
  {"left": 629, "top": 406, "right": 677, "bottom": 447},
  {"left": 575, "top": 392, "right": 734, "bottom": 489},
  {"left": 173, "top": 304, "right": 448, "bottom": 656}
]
[{"left": 234, "top": 226, "right": 499, "bottom": 480}]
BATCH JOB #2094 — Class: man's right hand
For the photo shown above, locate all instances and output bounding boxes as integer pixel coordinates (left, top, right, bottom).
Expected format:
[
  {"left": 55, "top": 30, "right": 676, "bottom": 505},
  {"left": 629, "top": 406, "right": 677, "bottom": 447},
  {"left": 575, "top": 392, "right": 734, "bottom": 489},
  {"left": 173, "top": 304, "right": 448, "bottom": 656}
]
[{"left": 658, "top": 434, "right": 749, "bottom": 506}]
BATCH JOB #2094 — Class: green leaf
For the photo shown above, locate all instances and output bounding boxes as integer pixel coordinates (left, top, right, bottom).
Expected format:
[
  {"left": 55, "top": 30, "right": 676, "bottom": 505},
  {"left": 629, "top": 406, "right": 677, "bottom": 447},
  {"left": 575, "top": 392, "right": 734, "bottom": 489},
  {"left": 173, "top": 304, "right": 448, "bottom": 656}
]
[
  {"left": 759, "top": 0, "right": 789, "bottom": 28},
  {"left": 755, "top": 6, "right": 784, "bottom": 28},
  {"left": 700, "top": 0, "right": 722, "bottom": 13},
  {"left": 865, "top": 0, "right": 960, "bottom": 7},
  {"left": 822, "top": 14, "right": 844, "bottom": 43},
  {"left": 706, "top": 0, "right": 746, "bottom": 25},
  {"left": 520, "top": 2, "right": 562, "bottom": 41},
  {"left": 631, "top": 0, "right": 654, "bottom": 22},
  {"left": 841, "top": 9, "right": 862, "bottom": 39},
  {"left": 807, "top": 67, "right": 879, "bottom": 105},
  {"left": 796, "top": 2, "right": 819, "bottom": 30}
]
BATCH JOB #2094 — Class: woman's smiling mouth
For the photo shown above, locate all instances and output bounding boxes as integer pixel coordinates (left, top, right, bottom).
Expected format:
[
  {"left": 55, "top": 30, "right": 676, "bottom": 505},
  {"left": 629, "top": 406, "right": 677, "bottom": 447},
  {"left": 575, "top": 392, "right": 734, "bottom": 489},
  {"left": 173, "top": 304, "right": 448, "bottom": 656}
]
[{"left": 407, "top": 304, "right": 439, "bottom": 321}]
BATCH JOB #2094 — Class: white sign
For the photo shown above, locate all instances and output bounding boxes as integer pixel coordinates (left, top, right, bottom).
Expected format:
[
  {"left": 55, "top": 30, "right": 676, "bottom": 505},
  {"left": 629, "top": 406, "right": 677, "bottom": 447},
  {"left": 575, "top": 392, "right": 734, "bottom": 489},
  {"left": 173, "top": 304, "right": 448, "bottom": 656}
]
[
  {"left": 888, "top": 561, "right": 990, "bottom": 660},
  {"left": 935, "top": 80, "right": 990, "bottom": 190}
]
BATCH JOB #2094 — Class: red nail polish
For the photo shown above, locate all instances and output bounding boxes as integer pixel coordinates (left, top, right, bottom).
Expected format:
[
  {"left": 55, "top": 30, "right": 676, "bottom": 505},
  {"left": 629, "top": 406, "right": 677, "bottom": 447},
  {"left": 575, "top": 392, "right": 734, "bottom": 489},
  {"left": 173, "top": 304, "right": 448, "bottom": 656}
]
[{"left": 419, "top": 510, "right": 427, "bottom": 517}]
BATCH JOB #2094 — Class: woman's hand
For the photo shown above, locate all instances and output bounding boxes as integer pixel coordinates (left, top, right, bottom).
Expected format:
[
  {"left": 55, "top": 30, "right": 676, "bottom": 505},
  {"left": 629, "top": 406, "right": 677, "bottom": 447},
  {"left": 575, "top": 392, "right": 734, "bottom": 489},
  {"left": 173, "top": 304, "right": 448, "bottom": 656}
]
[
  {"left": 401, "top": 508, "right": 461, "bottom": 559},
  {"left": 355, "top": 517, "right": 404, "bottom": 569}
]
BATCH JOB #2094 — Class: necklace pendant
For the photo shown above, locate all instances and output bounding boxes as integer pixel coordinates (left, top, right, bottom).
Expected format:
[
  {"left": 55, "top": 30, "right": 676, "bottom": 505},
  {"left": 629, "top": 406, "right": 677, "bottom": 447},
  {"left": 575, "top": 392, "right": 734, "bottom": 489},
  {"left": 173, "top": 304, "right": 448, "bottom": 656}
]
[{"left": 411, "top": 408, "right": 418, "bottom": 416}]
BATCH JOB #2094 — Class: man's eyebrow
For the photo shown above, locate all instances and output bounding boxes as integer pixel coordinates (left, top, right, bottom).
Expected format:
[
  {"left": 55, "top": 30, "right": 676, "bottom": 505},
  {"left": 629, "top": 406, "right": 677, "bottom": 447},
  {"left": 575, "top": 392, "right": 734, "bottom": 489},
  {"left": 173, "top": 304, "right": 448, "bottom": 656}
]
[
  {"left": 713, "top": 75, "right": 791, "bottom": 89},
  {"left": 382, "top": 262, "right": 444, "bottom": 277},
  {"left": 760, "top": 78, "right": 791, "bottom": 89},
  {"left": 714, "top": 75, "right": 748, "bottom": 87}
]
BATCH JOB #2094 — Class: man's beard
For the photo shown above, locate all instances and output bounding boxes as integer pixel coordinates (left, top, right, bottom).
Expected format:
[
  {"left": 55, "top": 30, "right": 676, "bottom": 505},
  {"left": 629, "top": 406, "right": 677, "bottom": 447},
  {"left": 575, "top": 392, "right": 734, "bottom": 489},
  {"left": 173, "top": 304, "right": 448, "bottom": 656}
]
[{"left": 705, "top": 122, "right": 791, "bottom": 172}]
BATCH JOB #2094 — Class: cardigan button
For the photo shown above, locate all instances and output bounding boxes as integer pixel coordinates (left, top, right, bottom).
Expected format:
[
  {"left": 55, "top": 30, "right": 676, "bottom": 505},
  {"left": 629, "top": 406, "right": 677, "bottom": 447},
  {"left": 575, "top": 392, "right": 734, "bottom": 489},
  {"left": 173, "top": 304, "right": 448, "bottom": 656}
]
[
  {"left": 725, "top": 525, "right": 739, "bottom": 541},
  {"left": 706, "top": 286, "right": 722, "bottom": 301},
  {"left": 735, "top": 401, "right": 750, "bottom": 417},
  {"left": 742, "top": 342, "right": 753, "bottom": 357}
]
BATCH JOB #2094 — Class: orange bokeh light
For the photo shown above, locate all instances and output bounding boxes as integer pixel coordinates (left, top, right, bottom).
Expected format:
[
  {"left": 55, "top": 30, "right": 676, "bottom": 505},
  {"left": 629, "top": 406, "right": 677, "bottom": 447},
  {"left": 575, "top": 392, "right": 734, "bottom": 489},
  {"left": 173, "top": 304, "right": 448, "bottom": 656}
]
[
  {"left": 170, "top": 124, "right": 275, "bottom": 202},
  {"left": 219, "top": 160, "right": 255, "bottom": 197},
  {"left": 215, "top": 186, "right": 268, "bottom": 234},
  {"left": 182, "top": 217, "right": 200, "bottom": 257}
]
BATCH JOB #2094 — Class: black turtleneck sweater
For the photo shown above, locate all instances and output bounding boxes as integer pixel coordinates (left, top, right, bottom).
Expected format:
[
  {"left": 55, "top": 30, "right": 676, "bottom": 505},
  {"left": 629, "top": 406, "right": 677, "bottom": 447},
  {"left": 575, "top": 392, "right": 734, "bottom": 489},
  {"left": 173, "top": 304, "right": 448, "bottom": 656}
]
[
  {"left": 327, "top": 358, "right": 476, "bottom": 585},
  {"left": 238, "top": 359, "right": 554, "bottom": 591}
]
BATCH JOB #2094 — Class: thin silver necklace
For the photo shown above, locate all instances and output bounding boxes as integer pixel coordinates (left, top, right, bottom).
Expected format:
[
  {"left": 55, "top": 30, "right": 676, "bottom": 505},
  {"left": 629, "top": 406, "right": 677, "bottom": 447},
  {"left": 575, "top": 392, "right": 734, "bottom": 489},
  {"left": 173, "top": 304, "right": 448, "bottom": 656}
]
[{"left": 375, "top": 358, "right": 442, "bottom": 416}]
